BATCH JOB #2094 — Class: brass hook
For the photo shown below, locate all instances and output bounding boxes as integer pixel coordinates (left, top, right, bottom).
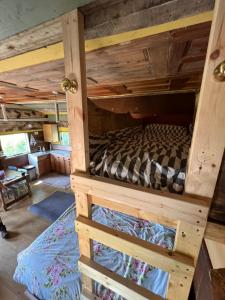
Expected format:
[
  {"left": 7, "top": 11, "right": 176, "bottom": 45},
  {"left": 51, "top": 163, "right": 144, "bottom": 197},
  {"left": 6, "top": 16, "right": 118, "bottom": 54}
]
[
  {"left": 214, "top": 60, "right": 225, "bottom": 81},
  {"left": 61, "top": 77, "right": 78, "bottom": 94}
]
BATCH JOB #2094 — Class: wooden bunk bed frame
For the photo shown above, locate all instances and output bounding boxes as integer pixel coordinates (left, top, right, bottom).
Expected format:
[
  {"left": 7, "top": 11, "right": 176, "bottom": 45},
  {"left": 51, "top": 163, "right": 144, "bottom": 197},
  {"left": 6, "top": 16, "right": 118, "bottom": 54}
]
[
  {"left": 61, "top": 0, "right": 225, "bottom": 299},
  {"left": 0, "top": 0, "right": 223, "bottom": 299}
]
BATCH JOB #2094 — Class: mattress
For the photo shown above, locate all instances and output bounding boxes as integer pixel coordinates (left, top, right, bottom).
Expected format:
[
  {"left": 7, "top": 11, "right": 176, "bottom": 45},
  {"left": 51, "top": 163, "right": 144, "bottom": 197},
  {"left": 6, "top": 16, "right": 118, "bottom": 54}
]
[
  {"left": 14, "top": 204, "right": 175, "bottom": 300},
  {"left": 90, "top": 123, "right": 191, "bottom": 193}
]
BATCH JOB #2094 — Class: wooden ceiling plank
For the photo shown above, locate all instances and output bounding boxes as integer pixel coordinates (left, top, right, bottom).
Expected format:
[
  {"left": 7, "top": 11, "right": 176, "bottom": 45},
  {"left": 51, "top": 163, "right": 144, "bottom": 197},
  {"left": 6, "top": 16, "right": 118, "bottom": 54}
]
[
  {"left": 0, "top": 11, "right": 213, "bottom": 74},
  {"left": 0, "top": 0, "right": 213, "bottom": 61}
]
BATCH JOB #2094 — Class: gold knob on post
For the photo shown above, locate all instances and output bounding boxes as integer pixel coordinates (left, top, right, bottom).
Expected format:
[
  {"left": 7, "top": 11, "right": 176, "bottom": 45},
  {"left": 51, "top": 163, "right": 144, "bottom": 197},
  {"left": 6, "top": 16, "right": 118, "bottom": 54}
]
[
  {"left": 214, "top": 60, "right": 225, "bottom": 82},
  {"left": 61, "top": 77, "right": 78, "bottom": 94}
]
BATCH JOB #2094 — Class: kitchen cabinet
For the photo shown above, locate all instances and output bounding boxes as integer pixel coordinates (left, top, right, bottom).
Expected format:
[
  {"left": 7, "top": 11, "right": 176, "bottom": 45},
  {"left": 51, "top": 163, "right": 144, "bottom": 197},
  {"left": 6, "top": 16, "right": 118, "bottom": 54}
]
[
  {"left": 64, "top": 157, "right": 71, "bottom": 175},
  {"left": 28, "top": 153, "right": 52, "bottom": 177},
  {"left": 50, "top": 153, "right": 71, "bottom": 175},
  {"left": 43, "top": 124, "right": 59, "bottom": 143}
]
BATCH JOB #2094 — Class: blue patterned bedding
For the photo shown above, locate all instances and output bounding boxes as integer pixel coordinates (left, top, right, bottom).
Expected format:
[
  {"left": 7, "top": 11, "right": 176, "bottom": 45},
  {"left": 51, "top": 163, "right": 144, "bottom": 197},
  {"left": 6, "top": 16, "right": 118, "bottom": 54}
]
[{"left": 14, "top": 204, "right": 175, "bottom": 300}]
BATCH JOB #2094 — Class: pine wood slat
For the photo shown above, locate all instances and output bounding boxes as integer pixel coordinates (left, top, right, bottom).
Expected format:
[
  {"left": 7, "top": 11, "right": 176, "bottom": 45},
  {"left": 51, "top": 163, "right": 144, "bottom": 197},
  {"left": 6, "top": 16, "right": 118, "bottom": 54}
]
[
  {"left": 185, "top": 0, "right": 225, "bottom": 198},
  {"left": 78, "top": 256, "right": 163, "bottom": 300},
  {"left": 71, "top": 172, "right": 210, "bottom": 228},
  {"left": 62, "top": 9, "right": 89, "bottom": 173},
  {"left": 62, "top": 9, "right": 92, "bottom": 293},
  {"left": 75, "top": 216, "right": 195, "bottom": 278}
]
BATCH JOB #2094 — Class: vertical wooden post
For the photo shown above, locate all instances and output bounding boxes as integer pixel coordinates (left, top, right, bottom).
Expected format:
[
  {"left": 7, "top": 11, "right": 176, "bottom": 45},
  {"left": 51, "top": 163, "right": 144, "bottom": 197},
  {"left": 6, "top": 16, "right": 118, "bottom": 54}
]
[
  {"left": 62, "top": 9, "right": 89, "bottom": 174},
  {"left": 185, "top": 0, "right": 225, "bottom": 198},
  {"left": 168, "top": 1, "right": 225, "bottom": 298},
  {"left": 167, "top": 221, "right": 206, "bottom": 299},
  {"left": 62, "top": 9, "right": 93, "bottom": 294}
]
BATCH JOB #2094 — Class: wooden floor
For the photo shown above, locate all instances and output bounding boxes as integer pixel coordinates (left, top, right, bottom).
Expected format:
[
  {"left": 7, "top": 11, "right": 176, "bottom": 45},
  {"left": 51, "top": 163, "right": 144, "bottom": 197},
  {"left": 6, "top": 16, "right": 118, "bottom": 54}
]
[{"left": 0, "top": 180, "right": 68, "bottom": 300}]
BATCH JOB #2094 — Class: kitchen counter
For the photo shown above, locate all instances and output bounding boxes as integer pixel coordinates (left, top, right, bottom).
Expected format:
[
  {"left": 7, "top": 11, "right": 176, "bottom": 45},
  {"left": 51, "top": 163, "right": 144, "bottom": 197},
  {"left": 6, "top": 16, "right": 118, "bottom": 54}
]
[
  {"left": 29, "top": 150, "right": 71, "bottom": 158},
  {"left": 28, "top": 150, "right": 71, "bottom": 177}
]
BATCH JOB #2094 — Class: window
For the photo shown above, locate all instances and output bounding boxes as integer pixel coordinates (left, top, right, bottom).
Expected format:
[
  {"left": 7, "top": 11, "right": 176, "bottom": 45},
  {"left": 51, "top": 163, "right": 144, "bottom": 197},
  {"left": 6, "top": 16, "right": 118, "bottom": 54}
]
[
  {"left": 0, "top": 133, "right": 30, "bottom": 157},
  {"left": 59, "top": 132, "right": 70, "bottom": 146}
]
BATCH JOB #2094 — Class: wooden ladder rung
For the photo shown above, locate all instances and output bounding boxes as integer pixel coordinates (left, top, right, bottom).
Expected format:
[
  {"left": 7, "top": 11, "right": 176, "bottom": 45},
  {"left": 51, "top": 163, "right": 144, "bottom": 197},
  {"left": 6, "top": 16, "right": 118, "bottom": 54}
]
[
  {"left": 75, "top": 216, "right": 195, "bottom": 278},
  {"left": 79, "top": 256, "right": 163, "bottom": 300}
]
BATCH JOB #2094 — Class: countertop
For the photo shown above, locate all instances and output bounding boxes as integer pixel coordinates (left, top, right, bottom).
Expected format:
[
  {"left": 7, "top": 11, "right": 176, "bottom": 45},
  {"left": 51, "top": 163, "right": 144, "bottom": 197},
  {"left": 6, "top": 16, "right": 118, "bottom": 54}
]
[{"left": 28, "top": 150, "right": 71, "bottom": 158}]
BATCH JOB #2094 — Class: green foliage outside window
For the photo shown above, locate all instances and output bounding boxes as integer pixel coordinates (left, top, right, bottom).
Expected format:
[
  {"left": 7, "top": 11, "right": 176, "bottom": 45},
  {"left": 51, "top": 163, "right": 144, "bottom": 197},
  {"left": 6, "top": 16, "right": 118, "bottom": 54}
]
[{"left": 0, "top": 133, "right": 30, "bottom": 157}]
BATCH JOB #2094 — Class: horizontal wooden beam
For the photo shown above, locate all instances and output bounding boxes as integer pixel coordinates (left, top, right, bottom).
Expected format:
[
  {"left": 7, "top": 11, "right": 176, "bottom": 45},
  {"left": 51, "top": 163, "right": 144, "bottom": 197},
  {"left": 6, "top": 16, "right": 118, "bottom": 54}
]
[
  {"left": 88, "top": 89, "right": 198, "bottom": 100},
  {"left": 85, "top": 11, "right": 212, "bottom": 52},
  {"left": 4, "top": 99, "right": 66, "bottom": 104},
  {"left": 75, "top": 216, "right": 195, "bottom": 278},
  {"left": 89, "top": 194, "right": 173, "bottom": 228},
  {"left": 0, "top": 129, "right": 43, "bottom": 135},
  {"left": 78, "top": 256, "right": 162, "bottom": 300},
  {"left": 71, "top": 172, "right": 210, "bottom": 228},
  {"left": 0, "top": 118, "right": 48, "bottom": 122},
  {"left": 205, "top": 222, "right": 225, "bottom": 245},
  {"left": 0, "top": 11, "right": 213, "bottom": 74}
]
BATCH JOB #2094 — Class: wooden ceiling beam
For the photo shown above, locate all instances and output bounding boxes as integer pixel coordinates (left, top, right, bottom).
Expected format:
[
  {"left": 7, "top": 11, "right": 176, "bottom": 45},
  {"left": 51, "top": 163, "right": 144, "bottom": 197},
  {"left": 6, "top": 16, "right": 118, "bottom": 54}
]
[
  {"left": 0, "top": 11, "right": 213, "bottom": 74},
  {"left": 4, "top": 98, "right": 66, "bottom": 104},
  {"left": 88, "top": 89, "right": 197, "bottom": 100}
]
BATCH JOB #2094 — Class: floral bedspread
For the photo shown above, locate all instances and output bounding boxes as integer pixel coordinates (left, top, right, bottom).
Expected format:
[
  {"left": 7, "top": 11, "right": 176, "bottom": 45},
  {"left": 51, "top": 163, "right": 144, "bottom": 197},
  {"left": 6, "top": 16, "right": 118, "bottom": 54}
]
[{"left": 14, "top": 204, "right": 175, "bottom": 300}]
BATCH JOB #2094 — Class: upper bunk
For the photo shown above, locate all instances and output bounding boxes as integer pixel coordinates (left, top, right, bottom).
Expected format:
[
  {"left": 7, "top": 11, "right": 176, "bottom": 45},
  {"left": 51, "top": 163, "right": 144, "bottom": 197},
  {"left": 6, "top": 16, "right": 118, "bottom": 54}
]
[{"left": 0, "top": 0, "right": 223, "bottom": 223}]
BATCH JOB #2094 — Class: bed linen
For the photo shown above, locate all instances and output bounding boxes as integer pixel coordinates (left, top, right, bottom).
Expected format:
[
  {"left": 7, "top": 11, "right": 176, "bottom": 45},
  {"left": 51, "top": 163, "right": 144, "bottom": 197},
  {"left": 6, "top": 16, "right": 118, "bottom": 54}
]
[
  {"left": 90, "top": 123, "right": 191, "bottom": 193},
  {"left": 14, "top": 204, "right": 175, "bottom": 300}
]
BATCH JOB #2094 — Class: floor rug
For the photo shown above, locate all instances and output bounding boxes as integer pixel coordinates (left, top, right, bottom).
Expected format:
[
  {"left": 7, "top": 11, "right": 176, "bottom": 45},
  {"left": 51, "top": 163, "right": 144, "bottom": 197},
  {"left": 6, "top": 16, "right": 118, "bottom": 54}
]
[
  {"left": 40, "top": 172, "right": 71, "bottom": 189},
  {"left": 28, "top": 191, "right": 74, "bottom": 222}
]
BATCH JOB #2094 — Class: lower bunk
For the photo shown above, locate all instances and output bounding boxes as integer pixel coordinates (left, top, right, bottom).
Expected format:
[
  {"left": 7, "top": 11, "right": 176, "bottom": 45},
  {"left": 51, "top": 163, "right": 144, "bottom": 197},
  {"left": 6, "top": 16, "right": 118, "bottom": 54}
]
[{"left": 14, "top": 202, "right": 175, "bottom": 300}]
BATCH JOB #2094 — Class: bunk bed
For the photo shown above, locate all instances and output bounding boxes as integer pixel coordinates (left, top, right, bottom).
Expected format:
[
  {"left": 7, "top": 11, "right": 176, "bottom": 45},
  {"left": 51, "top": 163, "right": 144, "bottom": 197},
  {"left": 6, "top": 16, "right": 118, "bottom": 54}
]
[
  {"left": 64, "top": 3, "right": 225, "bottom": 300},
  {"left": 0, "top": 0, "right": 224, "bottom": 299}
]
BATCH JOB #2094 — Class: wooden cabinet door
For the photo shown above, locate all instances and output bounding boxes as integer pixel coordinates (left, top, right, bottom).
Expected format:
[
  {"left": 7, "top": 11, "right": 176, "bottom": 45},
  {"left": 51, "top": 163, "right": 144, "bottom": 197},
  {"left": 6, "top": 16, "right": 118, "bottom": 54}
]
[
  {"left": 43, "top": 124, "right": 59, "bottom": 143},
  {"left": 55, "top": 156, "right": 61, "bottom": 173},
  {"left": 64, "top": 157, "right": 71, "bottom": 175},
  {"left": 59, "top": 156, "right": 65, "bottom": 174},
  {"left": 50, "top": 154, "right": 56, "bottom": 171},
  {"left": 38, "top": 157, "right": 51, "bottom": 176}
]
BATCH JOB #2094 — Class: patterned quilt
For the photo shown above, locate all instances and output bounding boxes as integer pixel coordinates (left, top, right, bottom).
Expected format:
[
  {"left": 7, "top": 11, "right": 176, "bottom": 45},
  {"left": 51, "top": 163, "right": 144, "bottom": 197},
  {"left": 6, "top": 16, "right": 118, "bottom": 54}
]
[
  {"left": 14, "top": 204, "right": 175, "bottom": 300},
  {"left": 90, "top": 124, "right": 191, "bottom": 193}
]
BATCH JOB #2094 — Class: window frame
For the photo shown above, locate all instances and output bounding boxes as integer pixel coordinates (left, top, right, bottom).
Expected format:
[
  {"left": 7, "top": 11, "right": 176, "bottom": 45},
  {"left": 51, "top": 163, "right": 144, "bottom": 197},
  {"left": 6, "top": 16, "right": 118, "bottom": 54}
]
[{"left": 0, "top": 132, "right": 31, "bottom": 157}]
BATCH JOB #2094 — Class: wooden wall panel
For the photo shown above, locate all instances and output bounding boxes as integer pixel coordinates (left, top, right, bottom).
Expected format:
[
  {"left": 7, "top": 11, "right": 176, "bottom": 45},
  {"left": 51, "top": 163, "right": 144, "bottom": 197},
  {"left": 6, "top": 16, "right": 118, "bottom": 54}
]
[
  {"left": 91, "top": 93, "right": 195, "bottom": 115},
  {"left": 5, "top": 154, "right": 29, "bottom": 168},
  {"left": 88, "top": 100, "right": 141, "bottom": 135}
]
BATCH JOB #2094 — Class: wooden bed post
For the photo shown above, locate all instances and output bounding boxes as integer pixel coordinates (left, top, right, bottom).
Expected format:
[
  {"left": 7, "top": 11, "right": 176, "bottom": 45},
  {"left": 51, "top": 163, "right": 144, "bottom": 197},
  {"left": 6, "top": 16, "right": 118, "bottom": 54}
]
[
  {"left": 62, "top": 9, "right": 93, "bottom": 294},
  {"left": 185, "top": 0, "right": 225, "bottom": 198}
]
